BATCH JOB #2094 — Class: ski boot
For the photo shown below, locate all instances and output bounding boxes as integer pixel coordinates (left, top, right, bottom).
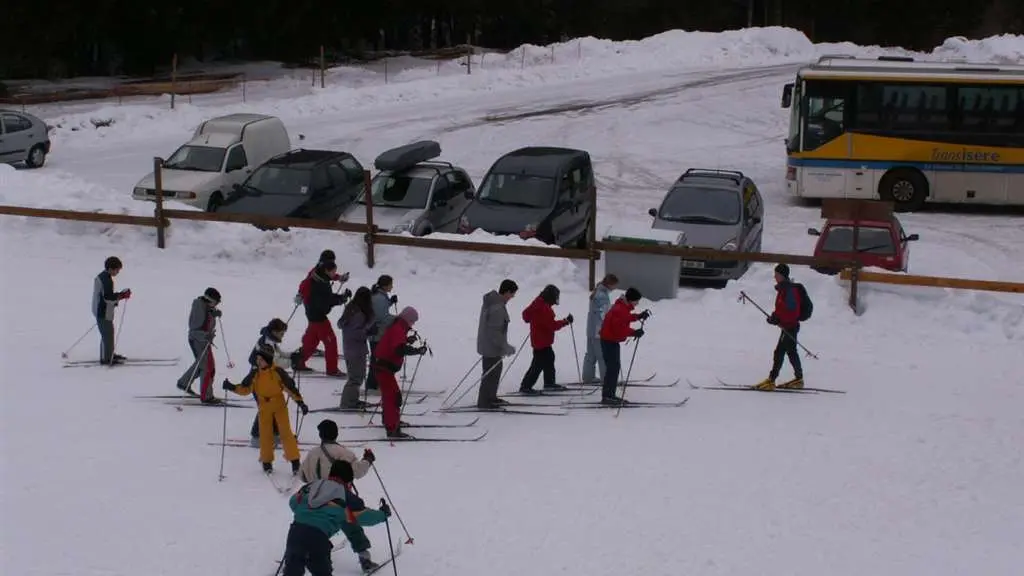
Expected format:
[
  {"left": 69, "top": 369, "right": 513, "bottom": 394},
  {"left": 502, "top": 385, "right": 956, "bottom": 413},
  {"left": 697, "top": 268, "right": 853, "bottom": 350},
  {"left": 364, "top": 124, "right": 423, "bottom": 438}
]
[
  {"left": 263, "top": 462, "right": 273, "bottom": 473},
  {"left": 291, "top": 459, "right": 301, "bottom": 475},
  {"left": 200, "top": 396, "right": 223, "bottom": 405},
  {"left": 778, "top": 377, "right": 803, "bottom": 389},
  {"left": 600, "top": 396, "right": 626, "bottom": 406},
  {"left": 543, "top": 383, "right": 568, "bottom": 391},
  {"left": 386, "top": 428, "right": 412, "bottom": 440},
  {"left": 359, "top": 551, "right": 379, "bottom": 572},
  {"left": 753, "top": 378, "right": 775, "bottom": 391}
]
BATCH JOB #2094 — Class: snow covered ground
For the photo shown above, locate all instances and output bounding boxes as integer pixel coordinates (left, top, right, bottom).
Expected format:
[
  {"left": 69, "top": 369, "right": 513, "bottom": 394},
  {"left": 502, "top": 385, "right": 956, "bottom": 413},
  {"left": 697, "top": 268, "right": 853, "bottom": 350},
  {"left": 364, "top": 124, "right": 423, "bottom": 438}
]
[{"left": 2, "top": 27, "right": 1023, "bottom": 576}]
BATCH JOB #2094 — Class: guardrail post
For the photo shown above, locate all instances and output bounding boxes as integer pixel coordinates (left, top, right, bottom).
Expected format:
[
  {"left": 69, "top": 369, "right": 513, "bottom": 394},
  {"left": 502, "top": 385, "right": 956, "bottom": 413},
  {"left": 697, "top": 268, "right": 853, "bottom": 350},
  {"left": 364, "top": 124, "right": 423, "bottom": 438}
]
[
  {"left": 363, "top": 170, "right": 375, "bottom": 268},
  {"left": 848, "top": 266, "right": 861, "bottom": 314},
  {"left": 154, "top": 157, "right": 166, "bottom": 249}
]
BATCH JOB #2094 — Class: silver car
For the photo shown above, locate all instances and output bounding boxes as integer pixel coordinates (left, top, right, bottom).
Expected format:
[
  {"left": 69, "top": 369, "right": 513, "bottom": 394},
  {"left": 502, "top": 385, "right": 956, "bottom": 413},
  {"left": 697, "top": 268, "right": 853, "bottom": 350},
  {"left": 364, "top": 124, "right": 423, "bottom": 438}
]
[
  {"left": 0, "top": 109, "right": 50, "bottom": 168},
  {"left": 648, "top": 168, "right": 764, "bottom": 284},
  {"left": 342, "top": 141, "right": 475, "bottom": 235}
]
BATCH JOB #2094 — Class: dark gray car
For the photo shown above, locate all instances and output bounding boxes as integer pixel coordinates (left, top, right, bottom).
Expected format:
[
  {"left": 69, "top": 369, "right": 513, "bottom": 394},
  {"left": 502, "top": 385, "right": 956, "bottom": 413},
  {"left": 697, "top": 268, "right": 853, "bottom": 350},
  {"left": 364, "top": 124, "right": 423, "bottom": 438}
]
[
  {"left": 458, "top": 147, "right": 595, "bottom": 248},
  {"left": 0, "top": 109, "right": 50, "bottom": 168},
  {"left": 648, "top": 169, "right": 764, "bottom": 284}
]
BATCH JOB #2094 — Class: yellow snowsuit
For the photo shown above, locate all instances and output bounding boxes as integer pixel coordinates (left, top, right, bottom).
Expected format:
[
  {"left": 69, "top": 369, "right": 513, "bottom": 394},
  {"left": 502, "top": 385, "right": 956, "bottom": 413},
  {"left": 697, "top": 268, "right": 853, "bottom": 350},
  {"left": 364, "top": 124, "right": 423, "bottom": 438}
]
[{"left": 229, "top": 364, "right": 304, "bottom": 464}]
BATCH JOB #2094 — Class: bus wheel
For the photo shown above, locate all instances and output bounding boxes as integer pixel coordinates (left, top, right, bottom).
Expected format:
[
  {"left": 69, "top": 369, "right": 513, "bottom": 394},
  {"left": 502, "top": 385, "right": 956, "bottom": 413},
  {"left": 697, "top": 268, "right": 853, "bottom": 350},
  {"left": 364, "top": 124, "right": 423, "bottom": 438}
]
[{"left": 879, "top": 168, "right": 927, "bottom": 212}]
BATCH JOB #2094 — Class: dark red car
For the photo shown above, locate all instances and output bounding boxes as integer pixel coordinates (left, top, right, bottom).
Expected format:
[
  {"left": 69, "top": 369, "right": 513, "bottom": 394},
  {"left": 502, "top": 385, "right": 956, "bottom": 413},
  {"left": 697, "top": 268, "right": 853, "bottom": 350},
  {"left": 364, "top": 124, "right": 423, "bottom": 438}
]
[{"left": 808, "top": 215, "right": 919, "bottom": 274}]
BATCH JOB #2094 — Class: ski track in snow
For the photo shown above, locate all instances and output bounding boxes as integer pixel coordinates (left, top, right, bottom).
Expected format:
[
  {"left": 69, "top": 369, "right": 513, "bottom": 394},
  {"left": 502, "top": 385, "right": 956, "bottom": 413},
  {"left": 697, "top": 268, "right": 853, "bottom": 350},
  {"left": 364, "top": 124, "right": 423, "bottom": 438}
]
[{"left": 2, "top": 27, "right": 1023, "bottom": 576}]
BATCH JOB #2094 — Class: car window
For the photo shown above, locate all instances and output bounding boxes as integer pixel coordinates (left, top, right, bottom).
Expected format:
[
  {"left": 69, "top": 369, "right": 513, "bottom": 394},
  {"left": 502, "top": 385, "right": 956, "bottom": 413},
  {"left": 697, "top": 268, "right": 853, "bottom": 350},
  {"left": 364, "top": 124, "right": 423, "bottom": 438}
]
[
  {"left": 658, "top": 187, "right": 741, "bottom": 225},
  {"left": 338, "top": 157, "right": 364, "bottom": 182},
  {"left": 432, "top": 176, "right": 453, "bottom": 201},
  {"left": 245, "top": 166, "right": 310, "bottom": 195},
  {"left": 478, "top": 173, "right": 555, "bottom": 209},
  {"left": 163, "top": 145, "right": 227, "bottom": 172},
  {"left": 365, "top": 174, "right": 432, "bottom": 208},
  {"left": 327, "top": 163, "right": 348, "bottom": 189},
  {"left": 225, "top": 146, "right": 248, "bottom": 172},
  {"left": 446, "top": 171, "right": 470, "bottom": 192},
  {"left": 311, "top": 166, "right": 332, "bottom": 192},
  {"left": 2, "top": 114, "right": 32, "bottom": 134},
  {"left": 821, "top": 226, "right": 896, "bottom": 254}
]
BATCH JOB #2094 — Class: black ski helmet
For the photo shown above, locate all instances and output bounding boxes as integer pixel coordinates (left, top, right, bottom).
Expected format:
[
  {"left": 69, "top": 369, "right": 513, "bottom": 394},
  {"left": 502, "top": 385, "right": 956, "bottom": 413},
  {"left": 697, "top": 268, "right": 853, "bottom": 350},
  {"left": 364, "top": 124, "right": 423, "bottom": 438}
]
[
  {"left": 540, "top": 284, "right": 560, "bottom": 305},
  {"left": 319, "top": 249, "right": 336, "bottom": 263},
  {"left": 625, "top": 287, "right": 643, "bottom": 303},
  {"left": 203, "top": 287, "right": 221, "bottom": 304},
  {"left": 104, "top": 256, "right": 123, "bottom": 271},
  {"left": 328, "top": 459, "right": 355, "bottom": 483}
]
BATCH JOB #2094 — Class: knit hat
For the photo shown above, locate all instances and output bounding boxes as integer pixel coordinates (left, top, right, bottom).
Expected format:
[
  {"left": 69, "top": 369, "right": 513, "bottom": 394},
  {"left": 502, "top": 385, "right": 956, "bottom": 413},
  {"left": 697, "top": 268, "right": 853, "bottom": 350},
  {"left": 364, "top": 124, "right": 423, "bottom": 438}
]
[
  {"left": 774, "top": 263, "right": 790, "bottom": 278},
  {"left": 317, "top": 419, "right": 339, "bottom": 442},
  {"left": 625, "top": 287, "right": 642, "bottom": 303},
  {"left": 328, "top": 459, "right": 354, "bottom": 483},
  {"left": 540, "top": 284, "right": 560, "bottom": 305},
  {"left": 104, "top": 256, "right": 123, "bottom": 271},
  {"left": 267, "top": 318, "right": 288, "bottom": 333},
  {"left": 399, "top": 306, "right": 419, "bottom": 325},
  {"left": 203, "top": 287, "right": 221, "bottom": 304},
  {"left": 319, "top": 249, "right": 336, "bottom": 263}
]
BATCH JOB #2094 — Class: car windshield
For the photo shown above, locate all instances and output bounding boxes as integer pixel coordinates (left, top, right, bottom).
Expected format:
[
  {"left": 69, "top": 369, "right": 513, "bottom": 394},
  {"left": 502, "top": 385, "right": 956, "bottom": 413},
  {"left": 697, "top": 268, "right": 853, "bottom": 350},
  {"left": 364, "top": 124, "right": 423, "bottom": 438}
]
[
  {"left": 242, "top": 166, "right": 311, "bottom": 195},
  {"left": 821, "top": 226, "right": 896, "bottom": 254},
  {"left": 163, "top": 145, "right": 226, "bottom": 172},
  {"left": 360, "top": 174, "right": 431, "bottom": 208},
  {"left": 657, "top": 186, "right": 740, "bottom": 224},
  {"left": 477, "top": 173, "right": 554, "bottom": 209}
]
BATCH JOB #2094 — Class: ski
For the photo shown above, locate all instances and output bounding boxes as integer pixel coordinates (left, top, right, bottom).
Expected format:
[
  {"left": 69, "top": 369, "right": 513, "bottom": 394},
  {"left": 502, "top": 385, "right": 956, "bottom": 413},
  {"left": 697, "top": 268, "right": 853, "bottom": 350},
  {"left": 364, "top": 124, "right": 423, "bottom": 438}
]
[
  {"left": 212, "top": 439, "right": 366, "bottom": 449},
  {"left": 265, "top": 470, "right": 300, "bottom": 494},
  {"left": 164, "top": 399, "right": 254, "bottom": 408},
  {"left": 364, "top": 541, "right": 404, "bottom": 575},
  {"left": 564, "top": 397, "right": 690, "bottom": 409},
  {"left": 709, "top": 379, "right": 820, "bottom": 394},
  {"left": 63, "top": 358, "right": 180, "bottom": 368},
  {"left": 562, "top": 377, "right": 679, "bottom": 388},
  {"left": 332, "top": 388, "right": 448, "bottom": 397},
  {"left": 337, "top": 416, "right": 479, "bottom": 429},
  {"left": 137, "top": 394, "right": 253, "bottom": 401},
  {"left": 436, "top": 404, "right": 567, "bottom": 416},
  {"left": 309, "top": 406, "right": 429, "bottom": 417},
  {"left": 299, "top": 371, "right": 348, "bottom": 379},
  {"left": 501, "top": 387, "right": 599, "bottom": 398},
  {"left": 342, "top": 430, "right": 488, "bottom": 443},
  {"left": 62, "top": 356, "right": 180, "bottom": 365},
  {"left": 558, "top": 373, "right": 657, "bottom": 386}
]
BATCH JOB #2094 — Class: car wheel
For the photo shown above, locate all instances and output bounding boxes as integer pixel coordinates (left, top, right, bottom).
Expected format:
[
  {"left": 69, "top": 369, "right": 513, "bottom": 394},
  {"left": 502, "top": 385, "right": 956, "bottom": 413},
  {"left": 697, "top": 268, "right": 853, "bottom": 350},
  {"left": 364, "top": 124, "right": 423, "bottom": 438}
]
[
  {"left": 25, "top": 144, "right": 46, "bottom": 168},
  {"left": 879, "top": 168, "right": 927, "bottom": 212},
  {"left": 206, "top": 192, "right": 223, "bottom": 212}
]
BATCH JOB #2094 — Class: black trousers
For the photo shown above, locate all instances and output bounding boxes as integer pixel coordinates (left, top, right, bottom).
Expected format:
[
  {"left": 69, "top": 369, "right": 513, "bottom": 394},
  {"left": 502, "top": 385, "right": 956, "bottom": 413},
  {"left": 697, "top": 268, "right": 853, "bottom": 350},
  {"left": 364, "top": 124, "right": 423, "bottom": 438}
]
[
  {"left": 600, "top": 340, "right": 621, "bottom": 399},
  {"left": 477, "top": 357, "right": 503, "bottom": 407},
  {"left": 769, "top": 325, "right": 803, "bottom": 380},
  {"left": 519, "top": 347, "right": 555, "bottom": 390},
  {"left": 282, "top": 523, "right": 332, "bottom": 576}
]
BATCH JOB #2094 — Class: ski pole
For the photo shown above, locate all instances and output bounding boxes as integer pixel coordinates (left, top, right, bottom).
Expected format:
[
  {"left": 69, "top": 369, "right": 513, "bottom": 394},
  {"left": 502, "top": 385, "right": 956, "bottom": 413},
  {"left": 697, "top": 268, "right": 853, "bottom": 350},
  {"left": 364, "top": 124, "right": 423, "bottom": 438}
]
[
  {"left": 109, "top": 299, "right": 129, "bottom": 365},
  {"left": 61, "top": 322, "right": 96, "bottom": 359},
  {"left": 444, "top": 334, "right": 527, "bottom": 409},
  {"left": 371, "top": 464, "right": 414, "bottom": 544},
  {"left": 616, "top": 318, "right": 646, "bottom": 418},
  {"left": 285, "top": 303, "right": 299, "bottom": 324},
  {"left": 218, "top": 318, "right": 235, "bottom": 368},
  {"left": 568, "top": 322, "right": 582, "bottom": 386},
  {"left": 440, "top": 357, "right": 482, "bottom": 407},
  {"left": 737, "top": 291, "right": 818, "bottom": 359},
  {"left": 178, "top": 339, "right": 213, "bottom": 403},
  {"left": 380, "top": 497, "right": 399, "bottom": 575},
  {"left": 218, "top": 388, "right": 229, "bottom": 481},
  {"left": 273, "top": 551, "right": 286, "bottom": 576}
]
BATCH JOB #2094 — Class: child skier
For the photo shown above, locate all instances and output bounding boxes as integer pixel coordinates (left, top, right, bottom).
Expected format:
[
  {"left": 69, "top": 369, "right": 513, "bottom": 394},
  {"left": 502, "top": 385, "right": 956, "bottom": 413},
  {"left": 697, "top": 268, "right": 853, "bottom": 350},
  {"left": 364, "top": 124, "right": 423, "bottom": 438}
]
[
  {"left": 337, "top": 287, "right": 376, "bottom": 409},
  {"left": 599, "top": 287, "right": 649, "bottom": 405},
  {"left": 92, "top": 256, "right": 131, "bottom": 365},
  {"left": 518, "top": 284, "right": 573, "bottom": 394},
  {"left": 582, "top": 274, "right": 618, "bottom": 384},
  {"left": 372, "top": 307, "right": 427, "bottom": 439},
  {"left": 365, "top": 275, "right": 397, "bottom": 392},
  {"left": 175, "top": 287, "right": 221, "bottom": 403},
  {"left": 223, "top": 344, "right": 309, "bottom": 473},
  {"left": 298, "top": 419, "right": 375, "bottom": 482},
  {"left": 297, "top": 260, "right": 352, "bottom": 377},
  {"left": 282, "top": 459, "right": 391, "bottom": 575},
  {"left": 755, "top": 264, "right": 805, "bottom": 390},
  {"left": 247, "top": 318, "right": 292, "bottom": 447}
]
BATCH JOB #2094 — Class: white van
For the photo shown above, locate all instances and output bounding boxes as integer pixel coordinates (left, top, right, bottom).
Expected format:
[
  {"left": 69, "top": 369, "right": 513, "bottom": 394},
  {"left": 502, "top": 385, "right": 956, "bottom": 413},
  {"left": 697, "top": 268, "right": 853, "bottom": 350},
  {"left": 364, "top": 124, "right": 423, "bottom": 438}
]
[{"left": 132, "top": 113, "right": 290, "bottom": 211}]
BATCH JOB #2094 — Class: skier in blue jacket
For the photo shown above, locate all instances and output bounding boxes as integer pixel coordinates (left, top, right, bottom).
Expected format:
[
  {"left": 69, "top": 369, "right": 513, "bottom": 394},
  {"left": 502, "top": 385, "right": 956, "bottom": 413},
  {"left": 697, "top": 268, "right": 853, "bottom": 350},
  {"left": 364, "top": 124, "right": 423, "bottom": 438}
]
[
  {"left": 283, "top": 459, "right": 390, "bottom": 575},
  {"left": 581, "top": 274, "right": 618, "bottom": 383}
]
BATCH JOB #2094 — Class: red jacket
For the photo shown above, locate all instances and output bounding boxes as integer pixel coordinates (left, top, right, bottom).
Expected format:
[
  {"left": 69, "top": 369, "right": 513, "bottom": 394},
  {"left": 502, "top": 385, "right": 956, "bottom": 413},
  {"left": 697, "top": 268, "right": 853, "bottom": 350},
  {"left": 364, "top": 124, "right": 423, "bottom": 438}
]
[
  {"left": 600, "top": 299, "right": 641, "bottom": 343},
  {"left": 372, "top": 317, "right": 413, "bottom": 373},
  {"left": 522, "top": 296, "right": 568, "bottom": 349},
  {"left": 773, "top": 282, "right": 801, "bottom": 329}
]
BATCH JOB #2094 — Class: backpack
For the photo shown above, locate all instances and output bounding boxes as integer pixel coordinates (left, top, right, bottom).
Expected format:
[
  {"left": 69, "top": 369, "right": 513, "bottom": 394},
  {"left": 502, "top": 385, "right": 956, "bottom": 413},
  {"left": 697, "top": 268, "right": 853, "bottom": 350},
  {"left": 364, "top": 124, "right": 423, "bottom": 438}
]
[{"left": 793, "top": 283, "right": 813, "bottom": 321}]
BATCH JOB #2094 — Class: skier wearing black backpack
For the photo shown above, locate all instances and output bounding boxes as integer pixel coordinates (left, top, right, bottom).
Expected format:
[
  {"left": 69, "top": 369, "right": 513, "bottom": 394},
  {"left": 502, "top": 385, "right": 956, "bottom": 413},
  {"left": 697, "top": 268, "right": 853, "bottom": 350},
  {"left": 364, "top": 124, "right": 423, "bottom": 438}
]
[{"left": 755, "top": 263, "right": 811, "bottom": 390}]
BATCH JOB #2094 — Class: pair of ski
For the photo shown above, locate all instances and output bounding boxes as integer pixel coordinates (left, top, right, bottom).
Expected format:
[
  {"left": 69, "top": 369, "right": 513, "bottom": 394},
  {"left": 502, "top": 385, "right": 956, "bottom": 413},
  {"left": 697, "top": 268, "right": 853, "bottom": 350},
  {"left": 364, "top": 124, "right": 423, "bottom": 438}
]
[
  {"left": 135, "top": 391, "right": 255, "bottom": 409},
  {"left": 331, "top": 388, "right": 448, "bottom": 398},
  {"left": 437, "top": 392, "right": 689, "bottom": 416},
  {"left": 691, "top": 379, "right": 846, "bottom": 394},
  {"left": 63, "top": 356, "right": 180, "bottom": 368},
  {"left": 273, "top": 539, "right": 403, "bottom": 576},
  {"left": 265, "top": 469, "right": 302, "bottom": 494}
]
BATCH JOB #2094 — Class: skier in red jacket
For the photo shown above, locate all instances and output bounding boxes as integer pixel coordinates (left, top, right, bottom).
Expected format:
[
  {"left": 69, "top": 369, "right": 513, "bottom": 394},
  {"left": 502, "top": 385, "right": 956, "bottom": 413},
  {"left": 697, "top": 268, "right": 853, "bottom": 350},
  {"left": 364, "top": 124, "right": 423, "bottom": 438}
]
[
  {"left": 372, "top": 307, "right": 427, "bottom": 439},
  {"left": 755, "top": 264, "right": 804, "bottom": 391},
  {"left": 598, "top": 287, "right": 649, "bottom": 405},
  {"left": 518, "top": 285, "right": 573, "bottom": 394}
]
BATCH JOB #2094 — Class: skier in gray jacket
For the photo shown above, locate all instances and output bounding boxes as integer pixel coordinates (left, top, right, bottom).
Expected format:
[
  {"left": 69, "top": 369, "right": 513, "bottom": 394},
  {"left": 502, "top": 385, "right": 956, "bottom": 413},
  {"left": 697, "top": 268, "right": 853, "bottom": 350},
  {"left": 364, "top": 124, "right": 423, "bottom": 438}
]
[
  {"left": 92, "top": 256, "right": 131, "bottom": 364},
  {"left": 582, "top": 274, "right": 618, "bottom": 383},
  {"left": 175, "top": 287, "right": 222, "bottom": 403},
  {"left": 365, "top": 275, "right": 396, "bottom": 392},
  {"left": 476, "top": 279, "right": 518, "bottom": 408}
]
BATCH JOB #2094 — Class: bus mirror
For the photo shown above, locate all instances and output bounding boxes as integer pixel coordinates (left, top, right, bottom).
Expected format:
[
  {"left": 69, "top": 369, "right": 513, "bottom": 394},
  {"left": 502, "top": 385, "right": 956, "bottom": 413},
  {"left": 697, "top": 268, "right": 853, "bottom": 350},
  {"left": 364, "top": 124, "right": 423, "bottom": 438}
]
[{"left": 781, "top": 83, "right": 793, "bottom": 108}]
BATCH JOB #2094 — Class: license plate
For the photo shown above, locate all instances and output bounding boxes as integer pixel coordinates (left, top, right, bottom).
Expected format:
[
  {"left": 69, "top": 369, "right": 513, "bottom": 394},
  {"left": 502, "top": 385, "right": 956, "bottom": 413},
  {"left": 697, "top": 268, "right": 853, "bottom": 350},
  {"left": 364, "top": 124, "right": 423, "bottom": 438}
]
[{"left": 682, "top": 260, "right": 705, "bottom": 268}]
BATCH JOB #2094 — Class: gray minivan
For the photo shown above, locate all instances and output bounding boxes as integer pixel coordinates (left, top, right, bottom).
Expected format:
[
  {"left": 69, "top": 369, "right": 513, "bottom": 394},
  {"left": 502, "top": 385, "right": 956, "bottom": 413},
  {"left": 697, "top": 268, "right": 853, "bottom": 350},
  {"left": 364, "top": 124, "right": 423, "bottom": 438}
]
[
  {"left": 648, "top": 168, "right": 764, "bottom": 283},
  {"left": 457, "top": 146, "right": 594, "bottom": 248}
]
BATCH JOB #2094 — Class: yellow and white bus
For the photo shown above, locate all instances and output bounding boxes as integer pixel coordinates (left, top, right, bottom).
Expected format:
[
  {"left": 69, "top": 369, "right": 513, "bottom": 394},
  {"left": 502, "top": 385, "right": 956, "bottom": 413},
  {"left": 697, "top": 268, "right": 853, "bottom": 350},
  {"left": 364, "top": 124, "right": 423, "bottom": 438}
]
[{"left": 781, "top": 56, "right": 1024, "bottom": 210}]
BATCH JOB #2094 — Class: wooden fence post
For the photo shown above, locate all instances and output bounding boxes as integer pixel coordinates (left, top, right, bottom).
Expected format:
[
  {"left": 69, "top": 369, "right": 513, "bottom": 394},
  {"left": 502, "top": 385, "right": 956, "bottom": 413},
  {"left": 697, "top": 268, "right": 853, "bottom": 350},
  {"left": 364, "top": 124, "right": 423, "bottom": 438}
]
[
  {"left": 170, "top": 54, "right": 177, "bottom": 110},
  {"left": 364, "top": 170, "right": 375, "bottom": 268},
  {"left": 154, "top": 157, "right": 166, "bottom": 248},
  {"left": 587, "top": 183, "right": 597, "bottom": 290},
  {"left": 320, "top": 45, "right": 326, "bottom": 88}
]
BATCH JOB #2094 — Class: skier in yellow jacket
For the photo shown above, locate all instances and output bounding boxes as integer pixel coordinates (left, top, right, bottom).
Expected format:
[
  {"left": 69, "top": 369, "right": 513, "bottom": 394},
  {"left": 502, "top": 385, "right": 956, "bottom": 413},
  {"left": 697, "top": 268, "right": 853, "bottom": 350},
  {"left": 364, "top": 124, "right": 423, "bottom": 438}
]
[{"left": 223, "top": 344, "right": 309, "bottom": 474}]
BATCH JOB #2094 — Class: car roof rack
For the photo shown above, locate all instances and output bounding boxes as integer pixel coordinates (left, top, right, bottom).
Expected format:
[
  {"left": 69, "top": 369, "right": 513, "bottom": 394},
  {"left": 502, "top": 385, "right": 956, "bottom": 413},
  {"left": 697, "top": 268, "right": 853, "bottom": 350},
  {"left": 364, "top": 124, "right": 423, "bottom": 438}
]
[
  {"left": 374, "top": 140, "right": 442, "bottom": 172},
  {"left": 677, "top": 168, "right": 745, "bottom": 185}
]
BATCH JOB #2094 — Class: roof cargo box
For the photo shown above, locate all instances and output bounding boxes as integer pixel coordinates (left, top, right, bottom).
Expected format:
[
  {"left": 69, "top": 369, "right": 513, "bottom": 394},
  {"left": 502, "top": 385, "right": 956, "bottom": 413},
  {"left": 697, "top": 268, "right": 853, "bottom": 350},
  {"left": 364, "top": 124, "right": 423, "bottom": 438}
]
[{"left": 374, "top": 140, "right": 442, "bottom": 172}]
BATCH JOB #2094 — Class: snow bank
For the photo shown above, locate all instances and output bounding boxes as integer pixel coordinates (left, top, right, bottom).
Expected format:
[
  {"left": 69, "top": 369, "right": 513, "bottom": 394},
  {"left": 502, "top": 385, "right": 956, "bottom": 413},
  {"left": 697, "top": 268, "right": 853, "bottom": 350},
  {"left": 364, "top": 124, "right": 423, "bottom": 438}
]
[{"left": 39, "top": 28, "right": 1023, "bottom": 147}]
